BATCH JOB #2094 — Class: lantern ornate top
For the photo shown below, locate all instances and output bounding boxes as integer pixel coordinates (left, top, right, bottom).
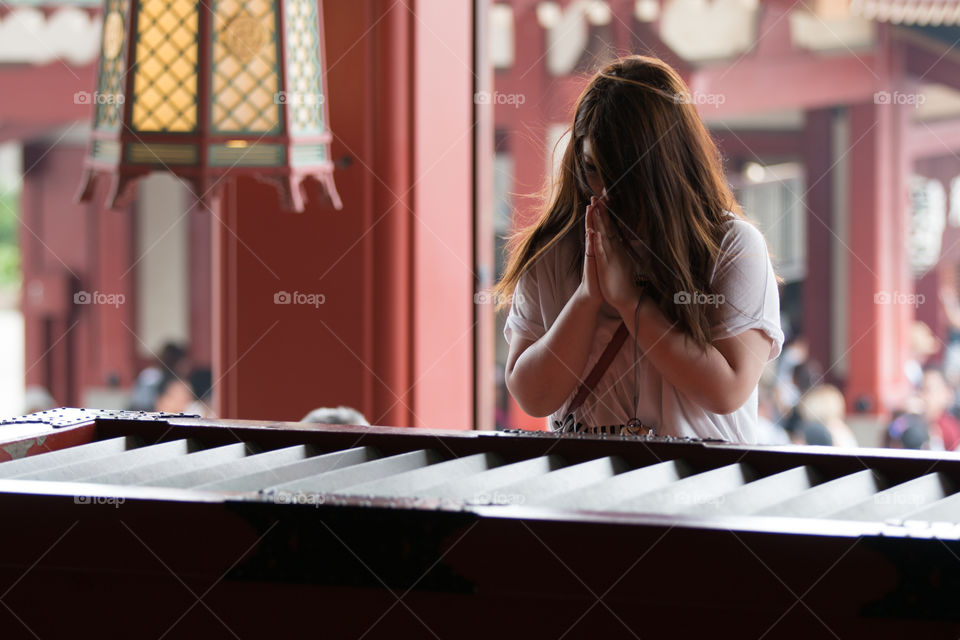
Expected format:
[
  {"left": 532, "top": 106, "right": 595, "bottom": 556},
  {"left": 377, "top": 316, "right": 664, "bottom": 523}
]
[{"left": 78, "top": 0, "right": 342, "bottom": 213}]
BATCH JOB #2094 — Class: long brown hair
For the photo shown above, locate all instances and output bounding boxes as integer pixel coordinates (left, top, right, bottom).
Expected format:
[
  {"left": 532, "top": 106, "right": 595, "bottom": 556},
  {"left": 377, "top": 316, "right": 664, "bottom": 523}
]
[{"left": 494, "top": 55, "right": 745, "bottom": 350}]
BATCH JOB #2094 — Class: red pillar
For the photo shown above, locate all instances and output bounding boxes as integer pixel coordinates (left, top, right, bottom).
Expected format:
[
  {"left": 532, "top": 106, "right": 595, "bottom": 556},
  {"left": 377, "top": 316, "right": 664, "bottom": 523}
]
[
  {"left": 845, "top": 84, "right": 913, "bottom": 414},
  {"left": 20, "top": 143, "right": 136, "bottom": 406},
  {"left": 474, "top": 0, "right": 497, "bottom": 430},
  {"left": 369, "top": 0, "right": 412, "bottom": 427},
  {"left": 497, "top": 1, "right": 551, "bottom": 430},
  {"left": 188, "top": 197, "right": 212, "bottom": 369},
  {"left": 211, "top": 0, "right": 476, "bottom": 427},
  {"left": 802, "top": 109, "right": 835, "bottom": 373},
  {"left": 411, "top": 0, "right": 475, "bottom": 429}
]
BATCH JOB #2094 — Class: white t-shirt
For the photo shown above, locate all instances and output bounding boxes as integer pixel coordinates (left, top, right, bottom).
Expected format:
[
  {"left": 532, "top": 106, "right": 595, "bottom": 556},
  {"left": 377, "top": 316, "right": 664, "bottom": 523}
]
[{"left": 503, "top": 213, "right": 784, "bottom": 444}]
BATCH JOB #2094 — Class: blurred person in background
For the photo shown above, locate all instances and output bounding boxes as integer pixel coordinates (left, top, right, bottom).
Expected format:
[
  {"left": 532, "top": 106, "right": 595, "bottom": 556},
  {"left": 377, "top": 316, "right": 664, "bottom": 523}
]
[
  {"left": 797, "top": 419, "right": 833, "bottom": 446},
  {"left": 153, "top": 375, "right": 196, "bottom": 414},
  {"left": 187, "top": 367, "right": 215, "bottom": 418},
  {"left": 301, "top": 406, "right": 370, "bottom": 425},
  {"left": 886, "top": 409, "right": 931, "bottom": 450},
  {"left": 919, "top": 367, "right": 960, "bottom": 451},
  {"left": 775, "top": 335, "right": 809, "bottom": 412},
  {"left": 940, "top": 283, "right": 960, "bottom": 389},
  {"left": 129, "top": 342, "right": 189, "bottom": 411},
  {"left": 22, "top": 386, "right": 55, "bottom": 415},
  {"left": 905, "top": 321, "right": 938, "bottom": 390},
  {"left": 797, "top": 384, "right": 857, "bottom": 448},
  {"left": 778, "top": 360, "right": 822, "bottom": 441},
  {"left": 755, "top": 366, "right": 789, "bottom": 445}
]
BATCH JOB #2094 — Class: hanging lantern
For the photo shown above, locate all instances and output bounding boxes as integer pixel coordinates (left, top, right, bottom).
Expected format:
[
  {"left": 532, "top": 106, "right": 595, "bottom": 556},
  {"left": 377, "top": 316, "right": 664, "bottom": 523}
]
[{"left": 77, "top": 0, "right": 342, "bottom": 212}]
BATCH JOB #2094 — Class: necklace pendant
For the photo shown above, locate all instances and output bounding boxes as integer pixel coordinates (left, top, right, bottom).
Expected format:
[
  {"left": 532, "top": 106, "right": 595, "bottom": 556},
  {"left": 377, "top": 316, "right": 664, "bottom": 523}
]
[{"left": 625, "top": 418, "right": 644, "bottom": 435}]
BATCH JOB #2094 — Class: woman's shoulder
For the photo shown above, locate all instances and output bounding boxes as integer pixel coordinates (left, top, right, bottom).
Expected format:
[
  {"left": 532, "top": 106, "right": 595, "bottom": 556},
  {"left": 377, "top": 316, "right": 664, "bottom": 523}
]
[
  {"left": 718, "top": 212, "right": 770, "bottom": 255},
  {"left": 525, "top": 233, "right": 579, "bottom": 283},
  {"left": 709, "top": 212, "right": 775, "bottom": 284},
  {"left": 511, "top": 234, "right": 580, "bottom": 317}
]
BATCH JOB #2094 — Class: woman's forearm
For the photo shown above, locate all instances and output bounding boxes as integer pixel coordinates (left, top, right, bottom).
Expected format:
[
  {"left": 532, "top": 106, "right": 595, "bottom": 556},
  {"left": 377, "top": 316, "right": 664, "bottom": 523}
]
[
  {"left": 616, "top": 294, "right": 743, "bottom": 414},
  {"left": 508, "top": 286, "right": 602, "bottom": 417}
]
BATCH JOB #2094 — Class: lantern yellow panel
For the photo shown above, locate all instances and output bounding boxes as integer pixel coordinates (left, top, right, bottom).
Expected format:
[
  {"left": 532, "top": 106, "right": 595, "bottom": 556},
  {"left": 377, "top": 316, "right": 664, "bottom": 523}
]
[
  {"left": 131, "top": 0, "right": 199, "bottom": 133},
  {"left": 212, "top": 0, "right": 281, "bottom": 134}
]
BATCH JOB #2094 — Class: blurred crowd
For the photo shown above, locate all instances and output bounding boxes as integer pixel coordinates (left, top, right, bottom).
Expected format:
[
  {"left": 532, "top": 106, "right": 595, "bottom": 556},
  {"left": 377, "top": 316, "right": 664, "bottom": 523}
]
[
  {"left": 758, "top": 284, "right": 960, "bottom": 450},
  {"left": 20, "top": 340, "right": 371, "bottom": 426},
  {"left": 127, "top": 342, "right": 214, "bottom": 417},
  {"left": 756, "top": 336, "right": 861, "bottom": 447},
  {"left": 18, "top": 293, "right": 960, "bottom": 446},
  {"left": 21, "top": 341, "right": 214, "bottom": 418}
]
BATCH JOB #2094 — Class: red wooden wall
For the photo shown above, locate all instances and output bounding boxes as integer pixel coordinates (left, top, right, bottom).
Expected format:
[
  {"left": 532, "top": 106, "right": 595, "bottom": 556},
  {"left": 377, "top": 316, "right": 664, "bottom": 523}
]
[{"left": 212, "top": 0, "right": 478, "bottom": 426}]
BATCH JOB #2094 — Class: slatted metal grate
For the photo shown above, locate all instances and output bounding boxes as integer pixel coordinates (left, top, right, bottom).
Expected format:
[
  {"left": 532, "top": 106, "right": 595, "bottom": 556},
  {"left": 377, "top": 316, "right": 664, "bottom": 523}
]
[
  {"left": 3, "top": 426, "right": 960, "bottom": 527},
  {"left": 3, "top": 409, "right": 960, "bottom": 637}
]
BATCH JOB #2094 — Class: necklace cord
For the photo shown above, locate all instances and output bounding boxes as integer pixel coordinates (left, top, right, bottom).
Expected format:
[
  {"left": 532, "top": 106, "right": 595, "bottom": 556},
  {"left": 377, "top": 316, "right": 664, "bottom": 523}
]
[{"left": 632, "top": 286, "right": 646, "bottom": 423}]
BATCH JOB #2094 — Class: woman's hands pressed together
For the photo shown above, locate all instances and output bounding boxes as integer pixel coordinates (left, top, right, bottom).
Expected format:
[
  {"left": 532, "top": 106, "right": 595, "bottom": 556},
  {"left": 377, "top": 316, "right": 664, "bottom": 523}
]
[{"left": 581, "top": 192, "right": 644, "bottom": 317}]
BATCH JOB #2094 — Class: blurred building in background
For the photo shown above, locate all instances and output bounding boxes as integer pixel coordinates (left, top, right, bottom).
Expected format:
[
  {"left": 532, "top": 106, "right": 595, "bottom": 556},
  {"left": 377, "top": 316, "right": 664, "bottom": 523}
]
[
  {"left": 489, "top": 0, "right": 960, "bottom": 435},
  {"left": 2, "top": 0, "right": 960, "bottom": 442},
  {"left": 0, "top": 0, "right": 478, "bottom": 427}
]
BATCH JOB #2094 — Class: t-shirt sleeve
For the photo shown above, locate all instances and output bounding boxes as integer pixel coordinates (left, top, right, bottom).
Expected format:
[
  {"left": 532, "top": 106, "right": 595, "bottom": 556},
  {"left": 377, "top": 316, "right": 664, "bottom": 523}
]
[
  {"left": 503, "top": 266, "right": 547, "bottom": 345},
  {"left": 709, "top": 220, "right": 784, "bottom": 361}
]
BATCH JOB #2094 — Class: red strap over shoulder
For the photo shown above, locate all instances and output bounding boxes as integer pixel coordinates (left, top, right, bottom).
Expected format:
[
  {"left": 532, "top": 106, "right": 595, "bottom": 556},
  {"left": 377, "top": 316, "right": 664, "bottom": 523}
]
[{"left": 567, "top": 322, "right": 629, "bottom": 416}]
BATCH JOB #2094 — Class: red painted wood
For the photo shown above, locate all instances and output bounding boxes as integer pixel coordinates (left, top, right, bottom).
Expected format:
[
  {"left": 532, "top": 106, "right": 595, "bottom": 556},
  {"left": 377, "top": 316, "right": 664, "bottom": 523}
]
[
  {"left": 892, "top": 34, "right": 917, "bottom": 412},
  {"left": 802, "top": 109, "right": 835, "bottom": 375},
  {"left": 369, "top": 0, "right": 413, "bottom": 427},
  {"left": 20, "top": 144, "right": 136, "bottom": 406},
  {"left": 188, "top": 196, "right": 212, "bottom": 368},
  {"left": 92, "top": 182, "right": 136, "bottom": 389},
  {"left": 609, "top": 0, "right": 691, "bottom": 79},
  {"left": 475, "top": 0, "right": 497, "bottom": 430},
  {"left": 690, "top": 53, "right": 878, "bottom": 117},
  {"left": 846, "top": 101, "right": 888, "bottom": 414},
  {"left": 500, "top": 2, "right": 551, "bottom": 431},
  {"left": 753, "top": 0, "right": 795, "bottom": 58},
  {"left": 845, "top": 91, "right": 913, "bottom": 415},
  {"left": 902, "top": 30, "right": 960, "bottom": 93},
  {"left": 710, "top": 130, "right": 804, "bottom": 162},
  {"left": 0, "top": 423, "right": 96, "bottom": 462},
  {"left": 211, "top": 0, "right": 475, "bottom": 427},
  {"left": 0, "top": 63, "right": 96, "bottom": 126},
  {"left": 411, "top": 0, "right": 474, "bottom": 430},
  {"left": 0, "top": 124, "right": 63, "bottom": 145},
  {"left": 910, "top": 119, "right": 960, "bottom": 159}
]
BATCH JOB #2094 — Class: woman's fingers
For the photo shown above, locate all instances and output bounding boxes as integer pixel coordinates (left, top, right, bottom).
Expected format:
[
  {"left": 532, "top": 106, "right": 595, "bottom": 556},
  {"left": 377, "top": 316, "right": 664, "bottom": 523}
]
[
  {"left": 595, "top": 203, "right": 612, "bottom": 257},
  {"left": 596, "top": 198, "right": 610, "bottom": 237},
  {"left": 595, "top": 212, "right": 608, "bottom": 265}
]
